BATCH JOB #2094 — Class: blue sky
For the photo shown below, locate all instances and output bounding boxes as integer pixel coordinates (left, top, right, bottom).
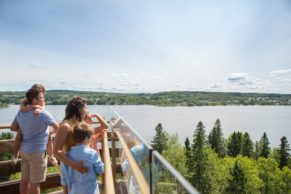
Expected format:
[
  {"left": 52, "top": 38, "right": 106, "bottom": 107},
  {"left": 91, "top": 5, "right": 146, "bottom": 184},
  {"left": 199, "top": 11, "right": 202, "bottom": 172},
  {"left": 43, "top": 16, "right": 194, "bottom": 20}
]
[{"left": 0, "top": 0, "right": 291, "bottom": 93}]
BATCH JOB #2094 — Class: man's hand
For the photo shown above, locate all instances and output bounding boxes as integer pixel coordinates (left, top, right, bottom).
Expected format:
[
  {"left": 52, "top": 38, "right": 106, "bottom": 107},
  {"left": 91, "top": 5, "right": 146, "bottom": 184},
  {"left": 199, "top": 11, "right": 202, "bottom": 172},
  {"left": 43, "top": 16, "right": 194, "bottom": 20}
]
[{"left": 71, "top": 160, "right": 88, "bottom": 174}]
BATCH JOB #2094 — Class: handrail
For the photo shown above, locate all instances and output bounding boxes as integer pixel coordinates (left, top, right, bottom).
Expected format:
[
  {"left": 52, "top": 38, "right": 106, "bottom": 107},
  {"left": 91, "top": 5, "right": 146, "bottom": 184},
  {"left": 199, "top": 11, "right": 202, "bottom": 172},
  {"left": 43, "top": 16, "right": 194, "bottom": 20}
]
[
  {"left": 102, "top": 128, "right": 115, "bottom": 194},
  {"left": 114, "top": 128, "right": 150, "bottom": 194},
  {"left": 0, "top": 125, "right": 11, "bottom": 130}
]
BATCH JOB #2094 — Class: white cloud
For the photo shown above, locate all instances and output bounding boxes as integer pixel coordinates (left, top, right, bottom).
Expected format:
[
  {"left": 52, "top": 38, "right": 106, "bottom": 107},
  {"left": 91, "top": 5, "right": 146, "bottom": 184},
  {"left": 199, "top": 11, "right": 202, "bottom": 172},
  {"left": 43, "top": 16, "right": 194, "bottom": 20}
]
[{"left": 270, "top": 69, "right": 291, "bottom": 77}]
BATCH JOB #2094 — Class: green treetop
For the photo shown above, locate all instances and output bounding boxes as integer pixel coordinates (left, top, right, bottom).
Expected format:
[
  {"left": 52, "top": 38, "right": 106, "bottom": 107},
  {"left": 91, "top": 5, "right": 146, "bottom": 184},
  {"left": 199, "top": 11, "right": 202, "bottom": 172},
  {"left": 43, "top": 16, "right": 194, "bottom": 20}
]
[
  {"left": 151, "top": 123, "right": 168, "bottom": 154},
  {"left": 242, "top": 132, "right": 254, "bottom": 157},
  {"left": 191, "top": 121, "right": 211, "bottom": 193},
  {"left": 279, "top": 136, "right": 290, "bottom": 169},
  {"left": 260, "top": 132, "right": 271, "bottom": 158},
  {"left": 226, "top": 160, "right": 247, "bottom": 194},
  {"left": 208, "top": 118, "right": 225, "bottom": 157},
  {"left": 227, "top": 132, "right": 243, "bottom": 157}
]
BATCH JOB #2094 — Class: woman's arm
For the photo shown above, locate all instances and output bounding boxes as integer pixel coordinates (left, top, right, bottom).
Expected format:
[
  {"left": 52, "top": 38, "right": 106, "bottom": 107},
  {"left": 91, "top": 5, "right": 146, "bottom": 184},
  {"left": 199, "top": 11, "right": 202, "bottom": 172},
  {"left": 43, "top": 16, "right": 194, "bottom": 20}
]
[
  {"left": 53, "top": 122, "right": 88, "bottom": 173},
  {"left": 90, "top": 114, "right": 108, "bottom": 134}
]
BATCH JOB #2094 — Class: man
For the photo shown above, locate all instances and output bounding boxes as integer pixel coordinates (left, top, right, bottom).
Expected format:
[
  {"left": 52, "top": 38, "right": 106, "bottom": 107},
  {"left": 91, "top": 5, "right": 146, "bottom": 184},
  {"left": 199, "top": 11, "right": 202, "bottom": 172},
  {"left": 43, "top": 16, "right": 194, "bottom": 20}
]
[{"left": 11, "top": 87, "right": 59, "bottom": 194}]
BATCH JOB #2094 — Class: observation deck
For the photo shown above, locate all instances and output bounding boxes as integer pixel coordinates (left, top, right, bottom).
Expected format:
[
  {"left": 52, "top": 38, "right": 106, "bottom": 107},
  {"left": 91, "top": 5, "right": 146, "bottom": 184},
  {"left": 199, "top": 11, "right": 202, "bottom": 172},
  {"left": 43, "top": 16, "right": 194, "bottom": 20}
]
[{"left": 0, "top": 110, "right": 199, "bottom": 194}]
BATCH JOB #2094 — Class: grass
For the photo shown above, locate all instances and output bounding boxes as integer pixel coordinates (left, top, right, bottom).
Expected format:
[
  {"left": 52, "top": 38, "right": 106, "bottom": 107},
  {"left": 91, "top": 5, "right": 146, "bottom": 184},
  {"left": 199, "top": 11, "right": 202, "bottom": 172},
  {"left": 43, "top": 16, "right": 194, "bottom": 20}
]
[
  {"left": 0, "top": 132, "right": 14, "bottom": 140},
  {"left": 8, "top": 166, "right": 59, "bottom": 181},
  {"left": 41, "top": 186, "right": 62, "bottom": 194},
  {"left": 0, "top": 152, "right": 13, "bottom": 161}
]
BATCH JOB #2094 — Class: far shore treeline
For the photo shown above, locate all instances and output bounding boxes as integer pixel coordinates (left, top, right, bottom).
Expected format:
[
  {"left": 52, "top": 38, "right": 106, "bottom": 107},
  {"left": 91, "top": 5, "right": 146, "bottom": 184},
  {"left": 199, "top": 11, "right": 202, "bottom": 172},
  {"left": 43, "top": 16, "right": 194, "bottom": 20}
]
[{"left": 1, "top": 90, "right": 291, "bottom": 107}]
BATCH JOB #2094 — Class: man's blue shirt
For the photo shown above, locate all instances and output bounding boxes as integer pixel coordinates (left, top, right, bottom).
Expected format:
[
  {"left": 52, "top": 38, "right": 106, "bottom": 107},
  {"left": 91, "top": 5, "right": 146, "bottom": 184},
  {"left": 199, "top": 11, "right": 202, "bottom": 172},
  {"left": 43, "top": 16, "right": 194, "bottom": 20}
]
[{"left": 12, "top": 109, "right": 56, "bottom": 153}]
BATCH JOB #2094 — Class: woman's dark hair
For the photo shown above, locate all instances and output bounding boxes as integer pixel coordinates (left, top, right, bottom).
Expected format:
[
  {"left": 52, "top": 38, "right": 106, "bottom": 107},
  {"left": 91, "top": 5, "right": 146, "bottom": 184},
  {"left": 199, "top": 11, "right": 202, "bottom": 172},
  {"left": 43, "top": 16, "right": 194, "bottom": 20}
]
[{"left": 63, "top": 96, "right": 87, "bottom": 122}]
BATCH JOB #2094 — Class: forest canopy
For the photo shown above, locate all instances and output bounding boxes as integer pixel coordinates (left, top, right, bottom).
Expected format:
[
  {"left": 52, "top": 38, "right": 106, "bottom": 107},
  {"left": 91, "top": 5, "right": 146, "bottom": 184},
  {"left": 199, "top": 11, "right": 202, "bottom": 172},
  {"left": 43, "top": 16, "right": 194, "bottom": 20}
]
[{"left": 1, "top": 90, "right": 291, "bottom": 107}]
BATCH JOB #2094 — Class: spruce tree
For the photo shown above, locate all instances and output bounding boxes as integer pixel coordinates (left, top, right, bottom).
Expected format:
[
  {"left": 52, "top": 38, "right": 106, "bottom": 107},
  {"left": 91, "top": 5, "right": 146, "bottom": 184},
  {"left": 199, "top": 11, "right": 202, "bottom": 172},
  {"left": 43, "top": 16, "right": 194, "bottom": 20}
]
[
  {"left": 255, "top": 141, "right": 260, "bottom": 160},
  {"left": 227, "top": 132, "right": 242, "bottom": 157},
  {"left": 242, "top": 132, "right": 253, "bottom": 157},
  {"left": 226, "top": 160, "right": 247, "bottom": 194},
  {"left": 237, "top": 132, "right": 243, "bottom": 154},
  {"left": 208, "top": 119, "right": 225, "bottom": 157},
  {"left": 191, "top": 121, "right": 210, "bottom": 194},
  {"left": 260, "top": 132, "right": 270, "bottom": 158},
  {"left": 151, "top": 123, "right": 168, "bottom": 154},
  {"left": 184, "top": 137, "right": 192, "bottom": 173},
  {"left": 279, "top": 136, "right": 290, "bottom": 169}
]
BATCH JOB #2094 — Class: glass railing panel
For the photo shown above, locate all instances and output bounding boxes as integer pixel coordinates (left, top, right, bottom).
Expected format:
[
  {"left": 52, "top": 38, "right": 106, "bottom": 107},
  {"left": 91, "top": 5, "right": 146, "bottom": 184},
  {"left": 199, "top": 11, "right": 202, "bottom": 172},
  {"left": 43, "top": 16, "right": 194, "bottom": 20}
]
[
  {"left": 152, "top": 151, "right": 199, "bottom": 194},
  {"left": 111, "top": 109, "right": 151, "bottom": 191},
  {"left": 111, "top": 108, "right": 198, "bottom": 194},
  {"left": 117, "top": 144, "right": 149, "bottom": 194}
]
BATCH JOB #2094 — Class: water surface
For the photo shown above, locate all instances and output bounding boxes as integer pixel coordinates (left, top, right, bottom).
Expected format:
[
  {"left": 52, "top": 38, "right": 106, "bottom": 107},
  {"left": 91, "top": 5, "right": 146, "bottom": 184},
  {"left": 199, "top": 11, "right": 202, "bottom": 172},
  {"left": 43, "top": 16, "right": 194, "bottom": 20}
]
[{"left": 1, "top": 105, "right": 290, "bottom": 148}]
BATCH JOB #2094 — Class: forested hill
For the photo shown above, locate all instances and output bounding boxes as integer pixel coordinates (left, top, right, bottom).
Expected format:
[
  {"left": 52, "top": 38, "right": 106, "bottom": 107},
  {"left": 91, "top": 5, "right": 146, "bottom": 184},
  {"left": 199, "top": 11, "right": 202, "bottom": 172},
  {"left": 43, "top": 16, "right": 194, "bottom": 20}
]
[{"left": 0, "top": 90, "right": 291, "bottom": 106}]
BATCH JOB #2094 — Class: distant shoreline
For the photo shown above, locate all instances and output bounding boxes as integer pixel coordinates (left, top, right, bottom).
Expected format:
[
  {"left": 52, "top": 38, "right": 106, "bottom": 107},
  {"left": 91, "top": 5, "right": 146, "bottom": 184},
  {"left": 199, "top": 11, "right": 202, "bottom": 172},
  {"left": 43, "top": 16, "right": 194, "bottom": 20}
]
[{"left": 1, "top": 90, "right": 291, "bottom": 106}]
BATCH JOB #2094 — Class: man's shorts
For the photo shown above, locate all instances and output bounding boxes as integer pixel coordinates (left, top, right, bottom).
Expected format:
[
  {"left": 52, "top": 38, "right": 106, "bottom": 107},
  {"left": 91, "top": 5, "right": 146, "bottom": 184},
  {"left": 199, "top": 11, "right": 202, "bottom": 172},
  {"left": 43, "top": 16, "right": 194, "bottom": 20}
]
[{"left": 20, "top": 151, "right": 48, "bottom": 184}]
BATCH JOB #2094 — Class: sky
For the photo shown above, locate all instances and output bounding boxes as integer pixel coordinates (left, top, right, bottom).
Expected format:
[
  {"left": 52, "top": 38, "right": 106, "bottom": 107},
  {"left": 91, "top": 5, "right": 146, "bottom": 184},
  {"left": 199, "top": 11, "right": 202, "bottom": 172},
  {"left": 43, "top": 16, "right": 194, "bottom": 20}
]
[{"left": 0, "top": 0, "right": 291, "bottom": 94}]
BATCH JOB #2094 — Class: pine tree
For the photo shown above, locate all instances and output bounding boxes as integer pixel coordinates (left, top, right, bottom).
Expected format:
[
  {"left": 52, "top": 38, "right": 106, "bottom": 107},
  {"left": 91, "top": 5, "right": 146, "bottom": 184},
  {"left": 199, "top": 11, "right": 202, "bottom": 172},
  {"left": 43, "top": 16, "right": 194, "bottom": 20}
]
[
  {"left": 191, "top": 121, "right": 210, "bottom": 194},
  {"left": 208, "top": 119, "right": 225, "bottom": 157},
  {"left": 151, "top": 123, "right": 168, "bottom": 154},
  {"left": 226, "top": 160, "right": 247, "bottom": 194},
  {"left": 242, "top": 132, "right": 254, "bottom": 157},
  {"left": 184, "top": 137, "right": 192, "bottom": 173},
  {"left": 260, "top": 132, "right": 270, "bottom": 158},
  {"left": 279, "top": 136, "right": 290, "bottom": 169}
]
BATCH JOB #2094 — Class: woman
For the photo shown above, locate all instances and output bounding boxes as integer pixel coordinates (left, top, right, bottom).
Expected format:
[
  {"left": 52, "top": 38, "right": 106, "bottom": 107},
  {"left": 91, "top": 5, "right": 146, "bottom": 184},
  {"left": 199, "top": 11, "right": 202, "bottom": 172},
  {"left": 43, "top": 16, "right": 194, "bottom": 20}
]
[{"left": 53, "top": 96, "right": 107, "bottom": 194}]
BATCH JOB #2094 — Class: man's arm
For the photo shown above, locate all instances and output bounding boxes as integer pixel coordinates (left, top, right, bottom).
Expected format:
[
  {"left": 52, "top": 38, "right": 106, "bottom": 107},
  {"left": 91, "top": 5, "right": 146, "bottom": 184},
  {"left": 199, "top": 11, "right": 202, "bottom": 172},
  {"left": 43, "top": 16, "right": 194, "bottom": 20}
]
[
  {"left": 10, "top": 123, "right": 19, "bottom": 132},
  {"left": 50, "top": 122, "right": 59, "bottom": 133}
]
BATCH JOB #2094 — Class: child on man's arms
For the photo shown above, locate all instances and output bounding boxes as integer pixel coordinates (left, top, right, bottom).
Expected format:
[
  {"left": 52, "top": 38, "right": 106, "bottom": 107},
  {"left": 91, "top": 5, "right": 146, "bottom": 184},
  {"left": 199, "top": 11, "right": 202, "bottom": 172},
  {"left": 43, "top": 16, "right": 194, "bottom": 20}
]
[{"left": 10, "top": 84, "right": 58, "bottom": 166}]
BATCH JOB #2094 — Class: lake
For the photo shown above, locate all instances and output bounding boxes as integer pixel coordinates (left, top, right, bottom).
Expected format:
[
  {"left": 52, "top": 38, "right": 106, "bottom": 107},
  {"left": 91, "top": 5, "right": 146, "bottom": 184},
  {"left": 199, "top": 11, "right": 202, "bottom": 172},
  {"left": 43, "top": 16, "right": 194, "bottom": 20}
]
[{"left": 0, "top": 105, "right": 290, "bottom": 148}]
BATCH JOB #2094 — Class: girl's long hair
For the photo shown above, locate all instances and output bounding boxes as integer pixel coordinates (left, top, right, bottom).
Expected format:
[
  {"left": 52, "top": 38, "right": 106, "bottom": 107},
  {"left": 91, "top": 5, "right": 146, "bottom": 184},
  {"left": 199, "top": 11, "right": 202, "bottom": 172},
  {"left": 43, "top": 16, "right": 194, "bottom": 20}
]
[{"left": 63, "top": 96, "right": 87, "bottom": 122}]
